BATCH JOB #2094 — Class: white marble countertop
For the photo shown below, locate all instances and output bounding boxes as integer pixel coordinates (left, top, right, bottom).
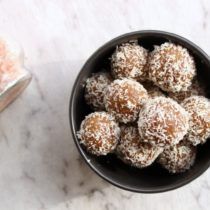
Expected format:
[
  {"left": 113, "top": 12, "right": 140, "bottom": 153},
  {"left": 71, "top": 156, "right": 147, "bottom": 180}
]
[{"left": 0, "top": 0, "right": 210, "bottom": 209}]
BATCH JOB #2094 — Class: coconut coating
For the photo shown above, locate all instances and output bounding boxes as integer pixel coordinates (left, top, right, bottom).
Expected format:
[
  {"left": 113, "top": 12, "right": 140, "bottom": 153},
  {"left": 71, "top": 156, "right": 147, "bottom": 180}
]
[
  {"left": 85, "top": 72, "right": 112, "bottom": 110},
  {"left": 116, "top": 125, "right": 163, "bottom": 168},
  {"left": 168, "top": 79, "right": 205, "bottom": 103},
  {"left": 111, "top": 40, "right": 148, "bottom": 81},
  {"left": 138, "top": 97, "right": 189, "bottom": 147},
  {"left": 158, "top": 140, "right": 196, "bottom": 173},
  {"left": 148, "top": 42, "right": 196, "bottom": 93},
  {"left": 182, "top": 96, "right": 210, "bottom": 145},
  {"left": 104, "top": 78, "right": 148, "bottom": 123},
  {"left": 77, "top": 112, "right": 120, "bottom": 156}
]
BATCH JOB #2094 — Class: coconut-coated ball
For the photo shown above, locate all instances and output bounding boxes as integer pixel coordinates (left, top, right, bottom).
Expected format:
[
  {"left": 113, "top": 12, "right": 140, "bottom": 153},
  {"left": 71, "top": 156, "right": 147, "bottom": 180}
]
[
  {"left": 148, "top": 42, "right": 196, "bottom": 93},
  {"left": 85, "top": 72, "right": 112, "bottom": 110},
  {"left": 158, "top": 140, "right": 196, "bottom": 173},
  {"left": 104, "top": 78, "right": 148, "bottom": 123},
  {"left": 182, "top": 96, "right": 210, "bottom": 145},
  {"left": 116, "top": 125, "right": 163, "bottom": 168},
  {"left": 111, "top": 40, "right": 148, "bottom": 81},
  {"left": 138, "top": 97, "right": 189, "bottom": 147},
  {"left": 77, "top": 112, "right": 120, "bottom": 156}
]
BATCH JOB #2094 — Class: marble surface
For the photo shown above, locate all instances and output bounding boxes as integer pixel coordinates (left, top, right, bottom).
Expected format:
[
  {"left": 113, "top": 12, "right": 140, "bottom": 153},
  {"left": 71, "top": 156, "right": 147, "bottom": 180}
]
[{"left": 0, "top": 0, "right": 210, "bottom": 209}]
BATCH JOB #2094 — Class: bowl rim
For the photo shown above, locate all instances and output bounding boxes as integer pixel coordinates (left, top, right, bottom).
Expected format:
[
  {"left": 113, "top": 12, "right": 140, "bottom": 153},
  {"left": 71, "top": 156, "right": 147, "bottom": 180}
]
[{"left": 69, "top": 30, "right": 210, "bottom": 193}]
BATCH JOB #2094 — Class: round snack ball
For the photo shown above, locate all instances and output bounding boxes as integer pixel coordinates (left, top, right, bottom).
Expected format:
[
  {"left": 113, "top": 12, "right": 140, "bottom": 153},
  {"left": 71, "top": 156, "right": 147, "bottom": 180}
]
[
  {"left": 104, "top": 78, "right": 148, "bottom": 123},
  {"left": 77, "top": 112, "right": 120, "bottom": 156},
  {"left": 158, "top": 140, "right": 196, "bottom": 173},
  {"left": 182, "top": 96, "right": 210, "bottom": 145},
  {"left": 111, "top": 40, "right": 148, "bottom": 81},
  {"left": 168, "top": 79, "right": 205, "bottom": 103},
  {"left": 138, "top": 97, "right": 189, "bottom": 146},
  {"left": 148, "top": 42, "right": 196, "bottom": 93},
  {"left": 85, "top": 72, "right": 112, "bottom": 110},
  {"left": 116, "top": 125, "right": 163, "bottom": 168}
]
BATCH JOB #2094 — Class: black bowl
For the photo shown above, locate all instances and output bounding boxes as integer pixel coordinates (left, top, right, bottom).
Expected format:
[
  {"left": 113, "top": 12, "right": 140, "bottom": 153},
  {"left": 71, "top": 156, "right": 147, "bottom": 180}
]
[{"left": 69, "top": 30, "right": 210, "bottom": 193}]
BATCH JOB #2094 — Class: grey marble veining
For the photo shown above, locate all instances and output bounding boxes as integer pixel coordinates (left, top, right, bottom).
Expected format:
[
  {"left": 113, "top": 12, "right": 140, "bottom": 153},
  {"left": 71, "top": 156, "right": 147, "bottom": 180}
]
[{"left": 0, "top": 0, "right": 210, "bottom": 209}]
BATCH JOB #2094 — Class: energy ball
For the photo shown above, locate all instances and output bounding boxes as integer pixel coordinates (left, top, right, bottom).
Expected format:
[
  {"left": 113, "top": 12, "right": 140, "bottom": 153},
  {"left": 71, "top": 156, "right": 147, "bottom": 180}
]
[
  {"left": 182, "top": 96, "right": 210, "bottom": 145},
  {"left": 168, "top": 79, "right": 205, "bottom": 103},
  {"left": 85, "top": 72, "right": 112, "bottom": 110},
  {"left": 111, "top": 40, "right": 148, "bottom": 81},
  {"left": 158, "top": 140, "right": 196, "bottom": 173},
  {"left": 104, "top": 78, "right": 148, "bottom": 123},
  {"left": 116, "top": 125, "right": 163, "bottom": 168},
  {"left": 148, "top": 42, "right": 196, "bottom": 93},
  {"left": 77, "top": 112, "right": 120, "bottom": 156},
  {"left": 138, "top": 97, "right": 189, "bottom": 147}
]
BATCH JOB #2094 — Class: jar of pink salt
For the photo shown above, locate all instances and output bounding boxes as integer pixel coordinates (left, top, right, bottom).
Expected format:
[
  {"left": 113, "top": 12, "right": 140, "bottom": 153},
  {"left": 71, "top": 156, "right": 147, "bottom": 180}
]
[{"left": 0, "top": 37, "right": 32, "bottom": 112}]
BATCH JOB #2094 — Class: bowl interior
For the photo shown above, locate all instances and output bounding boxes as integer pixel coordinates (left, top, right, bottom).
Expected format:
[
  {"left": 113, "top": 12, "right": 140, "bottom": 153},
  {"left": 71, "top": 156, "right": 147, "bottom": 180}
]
[{"left": 70, "top": 31, "right": 210, "bottom": 193}]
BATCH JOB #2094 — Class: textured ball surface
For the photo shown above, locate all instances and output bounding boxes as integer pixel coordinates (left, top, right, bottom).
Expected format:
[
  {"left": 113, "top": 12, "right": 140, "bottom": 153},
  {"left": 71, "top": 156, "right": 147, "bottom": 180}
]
[
  {"left": 148, "top": 42, "right": 196, "bottom": 93},
  {"left": 104, "top": 78, "right": 148, "bottom": 123},
  {"left": 77, "top": 112, "right": 120, "bottom": 156},
  {"left": 116, "top": 125, "right": 163, "bottom": 168},
  {"left": 168, "top": 79, "right": 205, "bottom": 103},
  {"left": 138, "top": 97, "right": 189, "bottom": 146},
  {"left": 158, "top": 140, "right": 196, "bottom": 173},
  {"left": 182, "top": 96, "right": 210, "bottom": 145},
  {"left": 85, "top": 72, "right": 112, "bottom": 110},
  {"left": 111, "top": 41, "right": 148, "bottom": 81}
]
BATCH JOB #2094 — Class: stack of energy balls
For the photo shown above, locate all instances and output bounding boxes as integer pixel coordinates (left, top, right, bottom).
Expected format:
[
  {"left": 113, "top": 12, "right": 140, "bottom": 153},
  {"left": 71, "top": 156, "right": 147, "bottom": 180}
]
[{"left": 77, "top": 40, "right": 210, "bottom": 174}]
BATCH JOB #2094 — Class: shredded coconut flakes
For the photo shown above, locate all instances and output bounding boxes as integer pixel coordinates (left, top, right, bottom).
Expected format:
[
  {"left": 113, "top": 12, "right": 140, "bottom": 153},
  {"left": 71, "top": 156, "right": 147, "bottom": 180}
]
[
  {"left": 182, "top": 96, "right": 210, "bottom": 145},
  {"left": 77, "top": 112, "right": 120, "bottom": 156},
  {"left": 158, "top": 139, "right": 196, "bottom": 173},
  {"left": 111, "top": 40, "right": 148, "bottom": 81},
  {"left": 104, "top": 78, "right": 148, "bottom": 123},
  {"left": 116, "top": 125, "right": 163, "bottom": 168},
  {"left": 138, "top": 96, "right": 189, "bottom": 147},
  {"left": 148, "top": 42, "right": 196, "bottom": 93},
  {"left": 85, "top": 72, "right": 112, "bottom": 110}
]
